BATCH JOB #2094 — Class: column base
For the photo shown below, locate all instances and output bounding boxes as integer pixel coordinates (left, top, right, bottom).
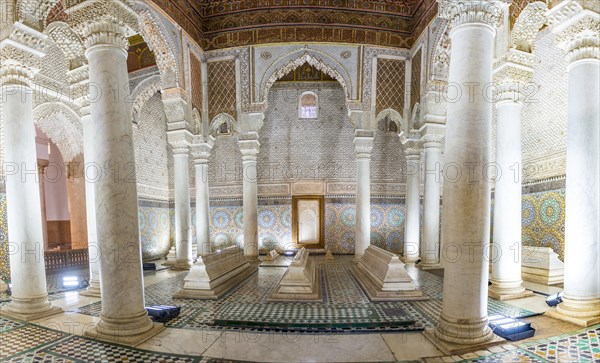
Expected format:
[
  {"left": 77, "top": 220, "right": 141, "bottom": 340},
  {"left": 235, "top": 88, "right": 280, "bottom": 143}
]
[
  {"left": 80, "top": 284, "right": 102, "bottom": 298},
  {"left": 401, "top": 256, "right": 419, "bottom": 266},
  {"left": 488, "top": 286, "right": 534, "bottom": 301},
  {"left": 423, "top": 328, "right": 504, "bottom": 355},
  {"left": 172, "top": 259, "right": 193, "bottom": 271},
  {"left": 84, "top": 322, "right": 165, "bottom": 346},
  {"left": 417, "top": 262, "right": 443, "bottom": 270},
  {"left": 1, "top": 304, "right": 63, "bottom": 322},
  {"left": 544, "top": 296, "right": 600, "bottom": 327}
]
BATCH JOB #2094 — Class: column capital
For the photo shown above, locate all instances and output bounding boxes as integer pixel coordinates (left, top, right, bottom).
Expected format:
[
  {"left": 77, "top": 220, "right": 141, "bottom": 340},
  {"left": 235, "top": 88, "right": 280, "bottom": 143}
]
[
  {"left": 67, "top": 0, "right": 138, "bottom": 52},
  {"left": 0, "top": 22, "right": 48, "bottom": 87},
  {"left": 191, "top": 137, "right": 215, "bottom": 164},
  {"left": 238, "top": 132, "right": 260, "bottom": 161},
  {"left": 419, "top": 123, "right": 446, "bottom": 149},
  {"left": 493, "top": 50, "right": 535, "bottom": 105},
  {"left": 353, "top": 129, "right": 374, "bottom": 159},
  {"left": 167, "top": 129, "right": 194, "bottom": 154},
  {"left": 548, "top": 3, "right": 600, "bottom": 64},
  {"left": 438, "top": 0, "right": 505, "bottom": 31},
  {"left": 163, "top": 88, "right": 193, "bottom": 132}
]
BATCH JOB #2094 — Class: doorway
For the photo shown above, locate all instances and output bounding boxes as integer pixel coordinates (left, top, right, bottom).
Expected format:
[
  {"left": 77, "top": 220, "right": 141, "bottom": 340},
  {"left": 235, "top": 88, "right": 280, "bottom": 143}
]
[{"left": 292, "top": 195, "right": 325, "bottom": 249}]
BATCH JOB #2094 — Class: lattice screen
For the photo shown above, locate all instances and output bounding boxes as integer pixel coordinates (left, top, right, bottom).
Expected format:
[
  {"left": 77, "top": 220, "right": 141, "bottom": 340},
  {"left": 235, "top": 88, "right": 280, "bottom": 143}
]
[
  {"left": 411, "top": 48, "right": 421, "bottom": 112},
  {"left": 207, "top": 60, "right": 236, "bottom": 120},
  {"left": 190, "top": 53, "right": 203, "bottom": 112},
  {"left": 376, "top": 58, "right": 405, "bottom": 116}
]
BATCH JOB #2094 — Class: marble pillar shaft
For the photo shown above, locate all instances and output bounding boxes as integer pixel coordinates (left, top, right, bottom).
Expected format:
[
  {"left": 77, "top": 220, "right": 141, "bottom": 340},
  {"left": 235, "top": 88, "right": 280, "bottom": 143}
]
[
  {"left": 560, "top": 58, "right": 600, "bottom": 315},
  {"left": 404, "top": 154, "right": 421, "bottom": 264},
  {"left": 195, "top": 161, "right": 211, "bottom": 256},
  {"left": 173, "top": 151, "right": 193, "bottom": 268},
  {"left": 355, "top": 156, "right": 371, "bottom": 257},
  {"left": 421, "top": 143, "right": 442, "bottom": 266},
  {"left": 490, "top": 100, "right": 526, "bottom": 294},
  {"left": 81, "top": 114, "right": 101, "bottom": 297},
  {"left": 1, "top": 81, "right": 59, "bottom": 318},
  {"left": 436, "top": 21, "right": 496, "bottom": 345},
  {"left": 242, "top": 155, "right": 259, "bottom": 259},
  {"left": 85, "top": 35, "right": 154, "bottom": 337}
]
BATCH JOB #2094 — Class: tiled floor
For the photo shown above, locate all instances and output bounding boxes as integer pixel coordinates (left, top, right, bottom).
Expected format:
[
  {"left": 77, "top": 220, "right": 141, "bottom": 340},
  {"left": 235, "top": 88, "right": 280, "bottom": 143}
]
[
  {"left": 1, "top": 257, "right": 595, "bottom": 362},
  {"left": 72, "top": 257, "right": 537, "bottom": 334}
]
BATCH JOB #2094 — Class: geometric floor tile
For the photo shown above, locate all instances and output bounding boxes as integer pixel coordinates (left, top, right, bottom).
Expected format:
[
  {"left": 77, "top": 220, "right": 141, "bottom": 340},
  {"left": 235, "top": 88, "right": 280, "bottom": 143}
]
[
  {"left": 0, "top": 325, "right": 67, "bottom": 360},
  {"left": 74, "top": 256, "right": 538, "bottom": 334},
  {"left": 456, "top": 348, "right": 549, "bottom": 362},
  {"left": 0, "top": 316, "right": 26, "bottom": 333},
  {"left": 521, "top": 324, "right": 600, "bottom": 362}
]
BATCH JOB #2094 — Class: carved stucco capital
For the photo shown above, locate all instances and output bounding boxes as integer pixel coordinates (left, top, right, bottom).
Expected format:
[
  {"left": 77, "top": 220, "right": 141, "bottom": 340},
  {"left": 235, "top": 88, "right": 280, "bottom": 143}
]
[
  {"left": 438, "top": 0, "right": 505, "bottom": 30},
  {"left": 548, "top": 2, "right": 600, "bottom": 63}
]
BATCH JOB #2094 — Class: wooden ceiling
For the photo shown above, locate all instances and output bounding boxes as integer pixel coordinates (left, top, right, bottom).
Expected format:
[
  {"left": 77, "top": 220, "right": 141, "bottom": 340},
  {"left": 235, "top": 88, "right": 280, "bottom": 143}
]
[{"left": 150, "top": 0, "right": 438, "bottom": 50}]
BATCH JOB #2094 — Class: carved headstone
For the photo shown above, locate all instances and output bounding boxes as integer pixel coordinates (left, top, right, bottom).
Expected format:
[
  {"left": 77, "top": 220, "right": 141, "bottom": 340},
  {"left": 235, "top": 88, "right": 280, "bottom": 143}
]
[
  {"left": 352, "top": 245, "right": 428, "bottom": 301},
  {"left": 269, "top": 248, "right": 322, "bottom": 302},
  {"left": 173, "top": 246, "right": 257, "bottom": 299},
  {"left": 522, "top": 246, "right": 564, "bottom": 285}
]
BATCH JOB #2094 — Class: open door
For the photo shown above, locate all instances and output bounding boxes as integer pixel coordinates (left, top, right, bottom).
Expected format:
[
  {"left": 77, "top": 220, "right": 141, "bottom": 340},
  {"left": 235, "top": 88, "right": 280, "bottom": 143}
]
[{"left": 292, "top": 195, "right": 324, "bottom": 249}]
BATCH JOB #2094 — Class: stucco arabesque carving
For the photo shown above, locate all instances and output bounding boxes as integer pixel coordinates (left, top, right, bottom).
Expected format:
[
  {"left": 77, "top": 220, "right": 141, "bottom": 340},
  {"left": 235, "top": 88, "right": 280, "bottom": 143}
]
[
  {"left": 260, "top": 52, "right": 351, "bottom": 105},
  {"left": 438, "top": 0, "right": 505, "bottom": 29},
  {"left": 548, "top": 2, "right": 600, "bottom": 64},
  {"left": 511, "top": 2, "right": 548, "bottom": 53},
  {"left": 131, "top": 75, "right": 162, "bottom": 124},
  {"left": 0, "top": 22, "right": 47, "bottom": 86},
  {"left": 493, "top": 50, "right": 535, "bottom": 105},
  {"left": 33, "top": 102, "right": 83, "bottom": 162}
]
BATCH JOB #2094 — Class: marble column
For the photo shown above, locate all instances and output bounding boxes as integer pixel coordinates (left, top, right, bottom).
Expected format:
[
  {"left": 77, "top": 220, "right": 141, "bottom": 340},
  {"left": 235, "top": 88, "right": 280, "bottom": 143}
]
[
  {"left": 65, "top": 155, "right": 88, "bottom": 250},
  {"left": 80, "top": 114, "right": 101, "bottom": 298},
  {"left": 427, "top": 1, "right": 504, "bottom": 354},
  {"left": 545, "top": 7, "right": 600, "bottom": 326},
  {"left": 419, "top": 134, "right": 443, "bottom": 269},
  {"left": 403, "top": 147, "right": 422, "bottom": 265},
  {"left": 239, "top": 133, "right": 260, "bottom": 260},
  {"left": 0, "top": 65, "right": 62, "bottom": 320},
  {"left": 489, "top": 61, "right": 532, "bottom": 300},
  {"left": 192, "top": 140, "right": 214, "bottom": 256},
  {"left": 172, "top": 145, "right": 193, "bottom": 269},
  {"left": 38, "top": 161, "right": 49, "bottom": 251},
  {"left": 354, "top": 130, "right": 374, "bottom": 258},
  {"left": 82, "top": 21, "right": 163, "bottom": 344}
]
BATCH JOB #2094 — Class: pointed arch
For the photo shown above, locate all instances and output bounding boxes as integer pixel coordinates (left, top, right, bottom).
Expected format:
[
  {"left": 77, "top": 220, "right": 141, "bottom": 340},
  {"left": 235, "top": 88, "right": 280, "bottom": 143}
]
[
  {"left": 33, "top": 102, "right": 83, "bottom": 162},
  {"left": 259, "top": 50, "right": 353, "bottom": 104},
  {"left": 130, "top": 75, "right": 162, "bottom": 125},
  {"left": 376, "top": 108, "right": 406, "bottom": 135},
  {"left": 210, "top": 113, "right": 236, "bottom": 137}
]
